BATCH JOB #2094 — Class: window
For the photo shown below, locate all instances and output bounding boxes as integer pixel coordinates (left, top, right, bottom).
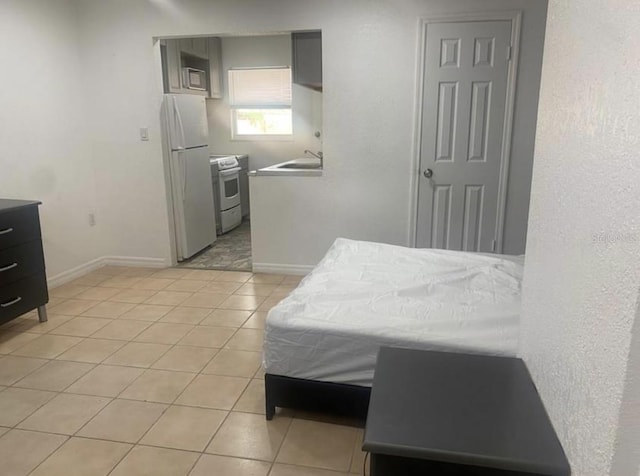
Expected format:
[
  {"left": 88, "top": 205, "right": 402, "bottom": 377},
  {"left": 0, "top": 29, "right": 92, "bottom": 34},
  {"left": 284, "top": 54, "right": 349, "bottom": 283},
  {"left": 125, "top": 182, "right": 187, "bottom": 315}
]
[{"left": 228, "top": 67, "right": 293, "bottom": 139}]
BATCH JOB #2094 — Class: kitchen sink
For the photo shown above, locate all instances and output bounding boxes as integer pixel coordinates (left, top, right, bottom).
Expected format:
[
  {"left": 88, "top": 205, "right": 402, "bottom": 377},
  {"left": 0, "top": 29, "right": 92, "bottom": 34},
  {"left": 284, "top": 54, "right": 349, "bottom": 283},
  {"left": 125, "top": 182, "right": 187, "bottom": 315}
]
[{"left": 277, "top": 162, "right": 322, "bottom": 170}]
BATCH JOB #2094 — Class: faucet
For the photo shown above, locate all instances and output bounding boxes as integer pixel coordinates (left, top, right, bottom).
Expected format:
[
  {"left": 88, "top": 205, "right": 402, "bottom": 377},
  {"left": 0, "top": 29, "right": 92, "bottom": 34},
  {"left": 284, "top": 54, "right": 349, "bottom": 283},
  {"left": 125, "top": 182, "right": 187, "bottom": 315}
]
[{"left": 304, "top": 150, "right": 323, "bottom": 168}]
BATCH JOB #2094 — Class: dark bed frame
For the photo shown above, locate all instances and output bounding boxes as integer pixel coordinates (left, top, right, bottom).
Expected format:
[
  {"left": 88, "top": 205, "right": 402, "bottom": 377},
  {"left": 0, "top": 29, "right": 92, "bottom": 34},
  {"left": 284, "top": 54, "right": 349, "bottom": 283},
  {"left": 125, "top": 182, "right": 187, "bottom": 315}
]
[{"left": 264, "top": 373, "right": 371, "bottom": 422}]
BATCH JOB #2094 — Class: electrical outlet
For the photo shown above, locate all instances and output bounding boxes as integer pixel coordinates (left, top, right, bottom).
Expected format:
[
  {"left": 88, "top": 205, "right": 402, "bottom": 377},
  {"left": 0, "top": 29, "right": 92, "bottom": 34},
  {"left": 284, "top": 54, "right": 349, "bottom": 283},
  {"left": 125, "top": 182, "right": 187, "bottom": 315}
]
[
  {"left": 89, "top": 213, "right": 96, "bottom": 227},
  {"left": 140, "top": 127, "right": 149, "bottom": 141}
]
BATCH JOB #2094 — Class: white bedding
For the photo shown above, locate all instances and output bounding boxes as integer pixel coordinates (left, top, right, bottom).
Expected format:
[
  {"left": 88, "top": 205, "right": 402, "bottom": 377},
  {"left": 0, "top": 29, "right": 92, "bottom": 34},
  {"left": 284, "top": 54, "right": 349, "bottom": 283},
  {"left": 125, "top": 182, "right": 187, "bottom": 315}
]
[{"left": 263, "top": 238, "right": 524, "bottom": 387}]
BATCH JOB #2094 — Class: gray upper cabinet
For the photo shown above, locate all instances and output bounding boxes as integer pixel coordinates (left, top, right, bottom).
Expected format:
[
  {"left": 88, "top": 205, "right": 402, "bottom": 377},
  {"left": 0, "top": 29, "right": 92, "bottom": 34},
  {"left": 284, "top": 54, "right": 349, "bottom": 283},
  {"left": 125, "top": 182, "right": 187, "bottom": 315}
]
[
  {"left": 208, "top": 37, "right": 223, "bottom": 99},
  {"left": 164, "top": 39, "right": 182, "bottom": 93},
  {"left": 292, "top": 31, "right": 322, "bottom": 91},
  {"left": 180, "top": 38, "right": 209, "bottom": 59},
  {"left": 161, "top": 37, "right": 224, "bottom": 98}
]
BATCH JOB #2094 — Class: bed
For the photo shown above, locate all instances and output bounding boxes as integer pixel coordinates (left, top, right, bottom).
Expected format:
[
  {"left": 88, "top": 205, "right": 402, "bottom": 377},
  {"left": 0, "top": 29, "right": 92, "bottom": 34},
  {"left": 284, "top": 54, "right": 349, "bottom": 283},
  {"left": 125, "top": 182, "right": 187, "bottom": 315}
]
[{"left": 263, "top": 238, "right": 524, "bottom": 420}]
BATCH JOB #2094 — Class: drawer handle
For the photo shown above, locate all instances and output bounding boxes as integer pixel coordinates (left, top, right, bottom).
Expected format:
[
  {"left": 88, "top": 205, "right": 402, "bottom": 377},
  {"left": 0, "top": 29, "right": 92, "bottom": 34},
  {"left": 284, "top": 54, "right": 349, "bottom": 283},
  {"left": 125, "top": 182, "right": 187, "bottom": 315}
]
[
  {"left": 0, "top": 263, "right": 18, "bottom": 273},
  {"left": 0, "top": 227, "right": 14, "bottom": 236},
  {"left": 0, "top": 296, "right": 22, "bottom": 308}
]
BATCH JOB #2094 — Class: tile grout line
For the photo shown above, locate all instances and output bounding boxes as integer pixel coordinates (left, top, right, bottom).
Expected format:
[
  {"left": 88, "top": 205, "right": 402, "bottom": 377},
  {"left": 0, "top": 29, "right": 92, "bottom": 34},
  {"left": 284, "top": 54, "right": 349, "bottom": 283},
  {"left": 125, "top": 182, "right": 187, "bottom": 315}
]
[
  {"left": 110, "top": 293, "right": 262, "bottom": 459},
  {"left": 13, "top": 360, "right": 99, "bottom": 395},
  {"left": 0, "top": 355, "right": 50, "bottom": 387},
  {"left": 95, "top": 318, "right": 249, "bottom": 473},
  {"left": 1, "top": 267, "right": 302, "bottom": 475},
  {"left": 3, "top": 321, "right": 265, "bottom": 383},
  {"left": 3, "top": 359, "right": 262, "bottom": 433},
  {"left": 4, "top": 315, "right": 222, "bottom": 429},
  {"left": 23, "top": 432, "right": 70, "bottom": 476},
  {"left": 103, "top": 441, "right": 134, "bottom": 476},
  {"left": 5, "top": 335, "right": 262, "bottom": 380},
  {"left": 270, "top": 410, "right": 295, "bottom": 471},
  {"left": 4, "top": 351, "right": 106, "bottom": 431},
  {"left": 7, "top": 292, "right": 267, "bottom": 354}
]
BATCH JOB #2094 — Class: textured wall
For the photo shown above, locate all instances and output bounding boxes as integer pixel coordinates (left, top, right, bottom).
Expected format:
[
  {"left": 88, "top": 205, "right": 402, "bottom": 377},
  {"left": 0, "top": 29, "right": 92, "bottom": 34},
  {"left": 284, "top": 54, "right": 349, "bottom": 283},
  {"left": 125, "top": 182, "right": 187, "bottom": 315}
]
[
  {"left": 610, "top": 299, "right": 640, "bottom": 476},
  {"left": 520, "top": 0, "right": 640, "bottom": 474}
]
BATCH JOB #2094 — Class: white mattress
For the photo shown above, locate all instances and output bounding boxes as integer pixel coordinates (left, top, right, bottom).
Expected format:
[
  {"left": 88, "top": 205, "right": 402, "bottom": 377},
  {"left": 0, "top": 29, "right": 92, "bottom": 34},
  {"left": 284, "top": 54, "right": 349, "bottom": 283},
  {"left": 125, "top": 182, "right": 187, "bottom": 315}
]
[{"left": 264, "top": 238, "right": 524, "bottom": 387}]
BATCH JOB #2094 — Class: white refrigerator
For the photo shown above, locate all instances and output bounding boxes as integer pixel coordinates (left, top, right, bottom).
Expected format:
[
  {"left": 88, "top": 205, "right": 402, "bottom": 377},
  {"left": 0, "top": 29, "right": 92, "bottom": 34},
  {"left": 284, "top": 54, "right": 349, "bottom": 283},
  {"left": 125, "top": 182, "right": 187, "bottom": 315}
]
[{"left": 163, "top": 94, "right": 216, "bottom": 261}]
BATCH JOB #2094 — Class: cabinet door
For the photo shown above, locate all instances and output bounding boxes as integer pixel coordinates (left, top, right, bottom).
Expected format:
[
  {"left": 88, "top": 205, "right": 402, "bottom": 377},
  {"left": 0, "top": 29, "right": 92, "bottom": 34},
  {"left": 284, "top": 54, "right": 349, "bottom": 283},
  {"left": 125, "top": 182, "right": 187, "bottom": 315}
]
[
  {"left": 180, "top": 38, "right": 194, "bottom": 56},
  {"left": 208, "top": 37, "right": 223, "bottom": 99},
  {"left": 292, "top": 31, "right": 322, "bottom": 91},
  {"left": 192, "top": 38, "right": 208, "bottom": 58},
  {"left": 181, "top": 38, "right": 208, "bottom": 59},
  {"left": 166, "top": 40, "right": 182, "bottom": 93}
]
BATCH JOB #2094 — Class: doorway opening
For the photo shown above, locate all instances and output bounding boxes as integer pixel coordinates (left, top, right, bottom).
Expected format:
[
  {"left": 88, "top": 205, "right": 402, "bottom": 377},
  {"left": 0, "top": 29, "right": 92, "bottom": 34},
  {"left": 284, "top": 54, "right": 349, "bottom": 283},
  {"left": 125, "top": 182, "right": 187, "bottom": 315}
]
[
  {"left": 159, "top": 31, "right": 323, "bottom": 271},
  {"left": 177, "top": 219, "right": 251, "bottom": 270}
]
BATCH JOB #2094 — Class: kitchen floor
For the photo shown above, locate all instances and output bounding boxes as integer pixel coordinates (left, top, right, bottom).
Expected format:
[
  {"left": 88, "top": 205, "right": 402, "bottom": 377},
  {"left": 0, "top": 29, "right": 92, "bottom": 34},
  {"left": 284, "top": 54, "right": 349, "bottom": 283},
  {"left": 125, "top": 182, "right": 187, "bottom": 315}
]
[
  {"left": 178, "top": 220, "right": 252, "bottom": 272},
  {"left": 0, "top": 266, "right": 366, "bottom": 476}
]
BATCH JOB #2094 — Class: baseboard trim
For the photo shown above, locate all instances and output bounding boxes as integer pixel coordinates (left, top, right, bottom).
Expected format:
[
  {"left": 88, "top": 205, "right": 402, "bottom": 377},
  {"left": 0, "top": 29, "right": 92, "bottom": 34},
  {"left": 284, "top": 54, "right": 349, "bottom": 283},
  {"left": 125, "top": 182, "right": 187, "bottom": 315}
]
[
  {"left": 101, "top": 256, "right": 168, "bottom": 269},
  {"left": 252, "top": 262, "right": 314, "bottom": 276},
  {"left": 49, "top": 257, "right": 311, "bottom": 288},
  {"left": 47, "top": 258, "right": 105, "bottom": 288},
  {"left": 47, "top": 256, "right": 169, "bottom": 288}
]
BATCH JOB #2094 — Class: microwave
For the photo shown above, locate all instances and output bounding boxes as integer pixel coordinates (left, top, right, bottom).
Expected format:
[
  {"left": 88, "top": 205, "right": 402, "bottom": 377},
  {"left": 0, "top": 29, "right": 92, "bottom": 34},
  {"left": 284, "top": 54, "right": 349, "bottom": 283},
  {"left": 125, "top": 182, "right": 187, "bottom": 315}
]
[{"left": 182, "top": 67, "right": 207, "bottom": 91}]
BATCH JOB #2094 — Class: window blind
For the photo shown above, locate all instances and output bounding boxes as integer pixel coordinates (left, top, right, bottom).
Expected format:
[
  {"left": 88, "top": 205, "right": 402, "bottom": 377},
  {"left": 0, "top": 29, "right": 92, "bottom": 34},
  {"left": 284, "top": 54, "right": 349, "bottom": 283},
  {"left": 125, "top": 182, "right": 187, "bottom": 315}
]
[{"left": 228, "top": 68, "right": 292, "bottom": 108}]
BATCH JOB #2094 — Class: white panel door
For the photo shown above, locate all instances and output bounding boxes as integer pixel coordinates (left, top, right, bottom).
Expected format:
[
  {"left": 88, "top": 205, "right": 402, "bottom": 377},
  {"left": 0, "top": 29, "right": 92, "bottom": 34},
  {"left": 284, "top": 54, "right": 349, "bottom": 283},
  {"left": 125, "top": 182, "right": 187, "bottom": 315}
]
[{"left": 416, "top": 20, "right": 512, "bottom": 252}]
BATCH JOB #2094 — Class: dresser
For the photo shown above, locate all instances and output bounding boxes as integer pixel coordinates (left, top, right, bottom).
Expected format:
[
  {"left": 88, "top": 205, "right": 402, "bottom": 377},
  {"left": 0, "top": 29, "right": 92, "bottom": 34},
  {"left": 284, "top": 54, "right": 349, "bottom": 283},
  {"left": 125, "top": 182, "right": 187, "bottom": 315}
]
[{"left": 0, "top": 200, "right": 48, "bottom": 325}]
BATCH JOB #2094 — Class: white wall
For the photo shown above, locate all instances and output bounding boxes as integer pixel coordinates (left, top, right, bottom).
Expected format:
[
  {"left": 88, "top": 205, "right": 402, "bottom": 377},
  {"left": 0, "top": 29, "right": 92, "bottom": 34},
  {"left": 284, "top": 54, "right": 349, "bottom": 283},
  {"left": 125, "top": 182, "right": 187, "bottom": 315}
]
[
  {"left": 75, "top": 0, "right": 546, "bottom": 272},
  {"left": 519, "top": 0, "right": 640, "bottom": 473},
  {"left": 0, "top": 0, "right": 103, "bottom": 279},
  {"left": 207, "top": 34, "right": 323, "bottom": 171},
  {"left": 76, "top": 3, "right": 174, "bottom": 266}
]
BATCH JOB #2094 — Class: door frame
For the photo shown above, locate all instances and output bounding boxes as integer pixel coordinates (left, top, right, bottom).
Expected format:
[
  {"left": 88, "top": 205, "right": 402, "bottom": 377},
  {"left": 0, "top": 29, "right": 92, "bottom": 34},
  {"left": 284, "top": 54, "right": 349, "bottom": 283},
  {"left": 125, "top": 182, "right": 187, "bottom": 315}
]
[{"left": 408, "top": 10, "right": 522, "bottom": 253}]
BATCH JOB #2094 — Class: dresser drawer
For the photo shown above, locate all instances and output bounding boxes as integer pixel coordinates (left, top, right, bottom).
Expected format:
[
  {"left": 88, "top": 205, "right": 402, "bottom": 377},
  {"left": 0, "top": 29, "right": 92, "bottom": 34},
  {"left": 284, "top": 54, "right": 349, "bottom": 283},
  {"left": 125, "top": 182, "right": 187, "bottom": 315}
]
[
  {"left": 0, "top": 273, "right": 48, "bottom": 325},
  {"left": 0, "top": 241, "right": 45, "bottom": 287},
  {"left": 0, "top": 207, "right": 42, "bottom": 250}
]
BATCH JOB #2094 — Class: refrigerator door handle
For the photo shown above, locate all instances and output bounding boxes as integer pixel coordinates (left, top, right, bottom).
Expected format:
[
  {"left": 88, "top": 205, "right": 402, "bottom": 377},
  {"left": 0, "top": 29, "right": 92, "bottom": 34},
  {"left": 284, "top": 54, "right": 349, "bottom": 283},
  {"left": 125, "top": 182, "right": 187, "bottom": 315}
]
[
  {"left": 173, "top": 96, "right": 186, "bottom": 150},
  {"left": 183, "top": 151, "right": 188, "bottom": 198},
  {"left": 177, "top": 149, "right": 187, "bottom": 200}
]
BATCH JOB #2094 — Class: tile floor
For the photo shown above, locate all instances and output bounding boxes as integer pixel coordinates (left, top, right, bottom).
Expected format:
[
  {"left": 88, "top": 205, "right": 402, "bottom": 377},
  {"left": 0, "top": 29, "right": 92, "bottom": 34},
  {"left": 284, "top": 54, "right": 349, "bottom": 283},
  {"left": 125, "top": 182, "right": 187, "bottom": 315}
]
[
  {"left": 0, "top": 266, "right": 368, "bottom": 476},
  {"left": 178, "top": 220, "right": 252, "bottom": 271}
]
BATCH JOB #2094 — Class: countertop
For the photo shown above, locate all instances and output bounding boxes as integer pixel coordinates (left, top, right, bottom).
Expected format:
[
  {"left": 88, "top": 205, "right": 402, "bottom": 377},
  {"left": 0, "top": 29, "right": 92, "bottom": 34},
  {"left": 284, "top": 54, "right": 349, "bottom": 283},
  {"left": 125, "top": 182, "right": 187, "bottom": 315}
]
[{"left": 249, "top": 158, "right": 323, "bottom": 177}]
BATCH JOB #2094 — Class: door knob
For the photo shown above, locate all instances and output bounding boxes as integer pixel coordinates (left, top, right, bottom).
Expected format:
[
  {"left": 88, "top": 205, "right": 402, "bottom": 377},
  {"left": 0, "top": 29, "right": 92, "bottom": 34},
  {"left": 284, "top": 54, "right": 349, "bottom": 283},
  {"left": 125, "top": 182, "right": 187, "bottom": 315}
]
[{"left": 423, "top": 168, "right": 433, "bottom": 178}]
